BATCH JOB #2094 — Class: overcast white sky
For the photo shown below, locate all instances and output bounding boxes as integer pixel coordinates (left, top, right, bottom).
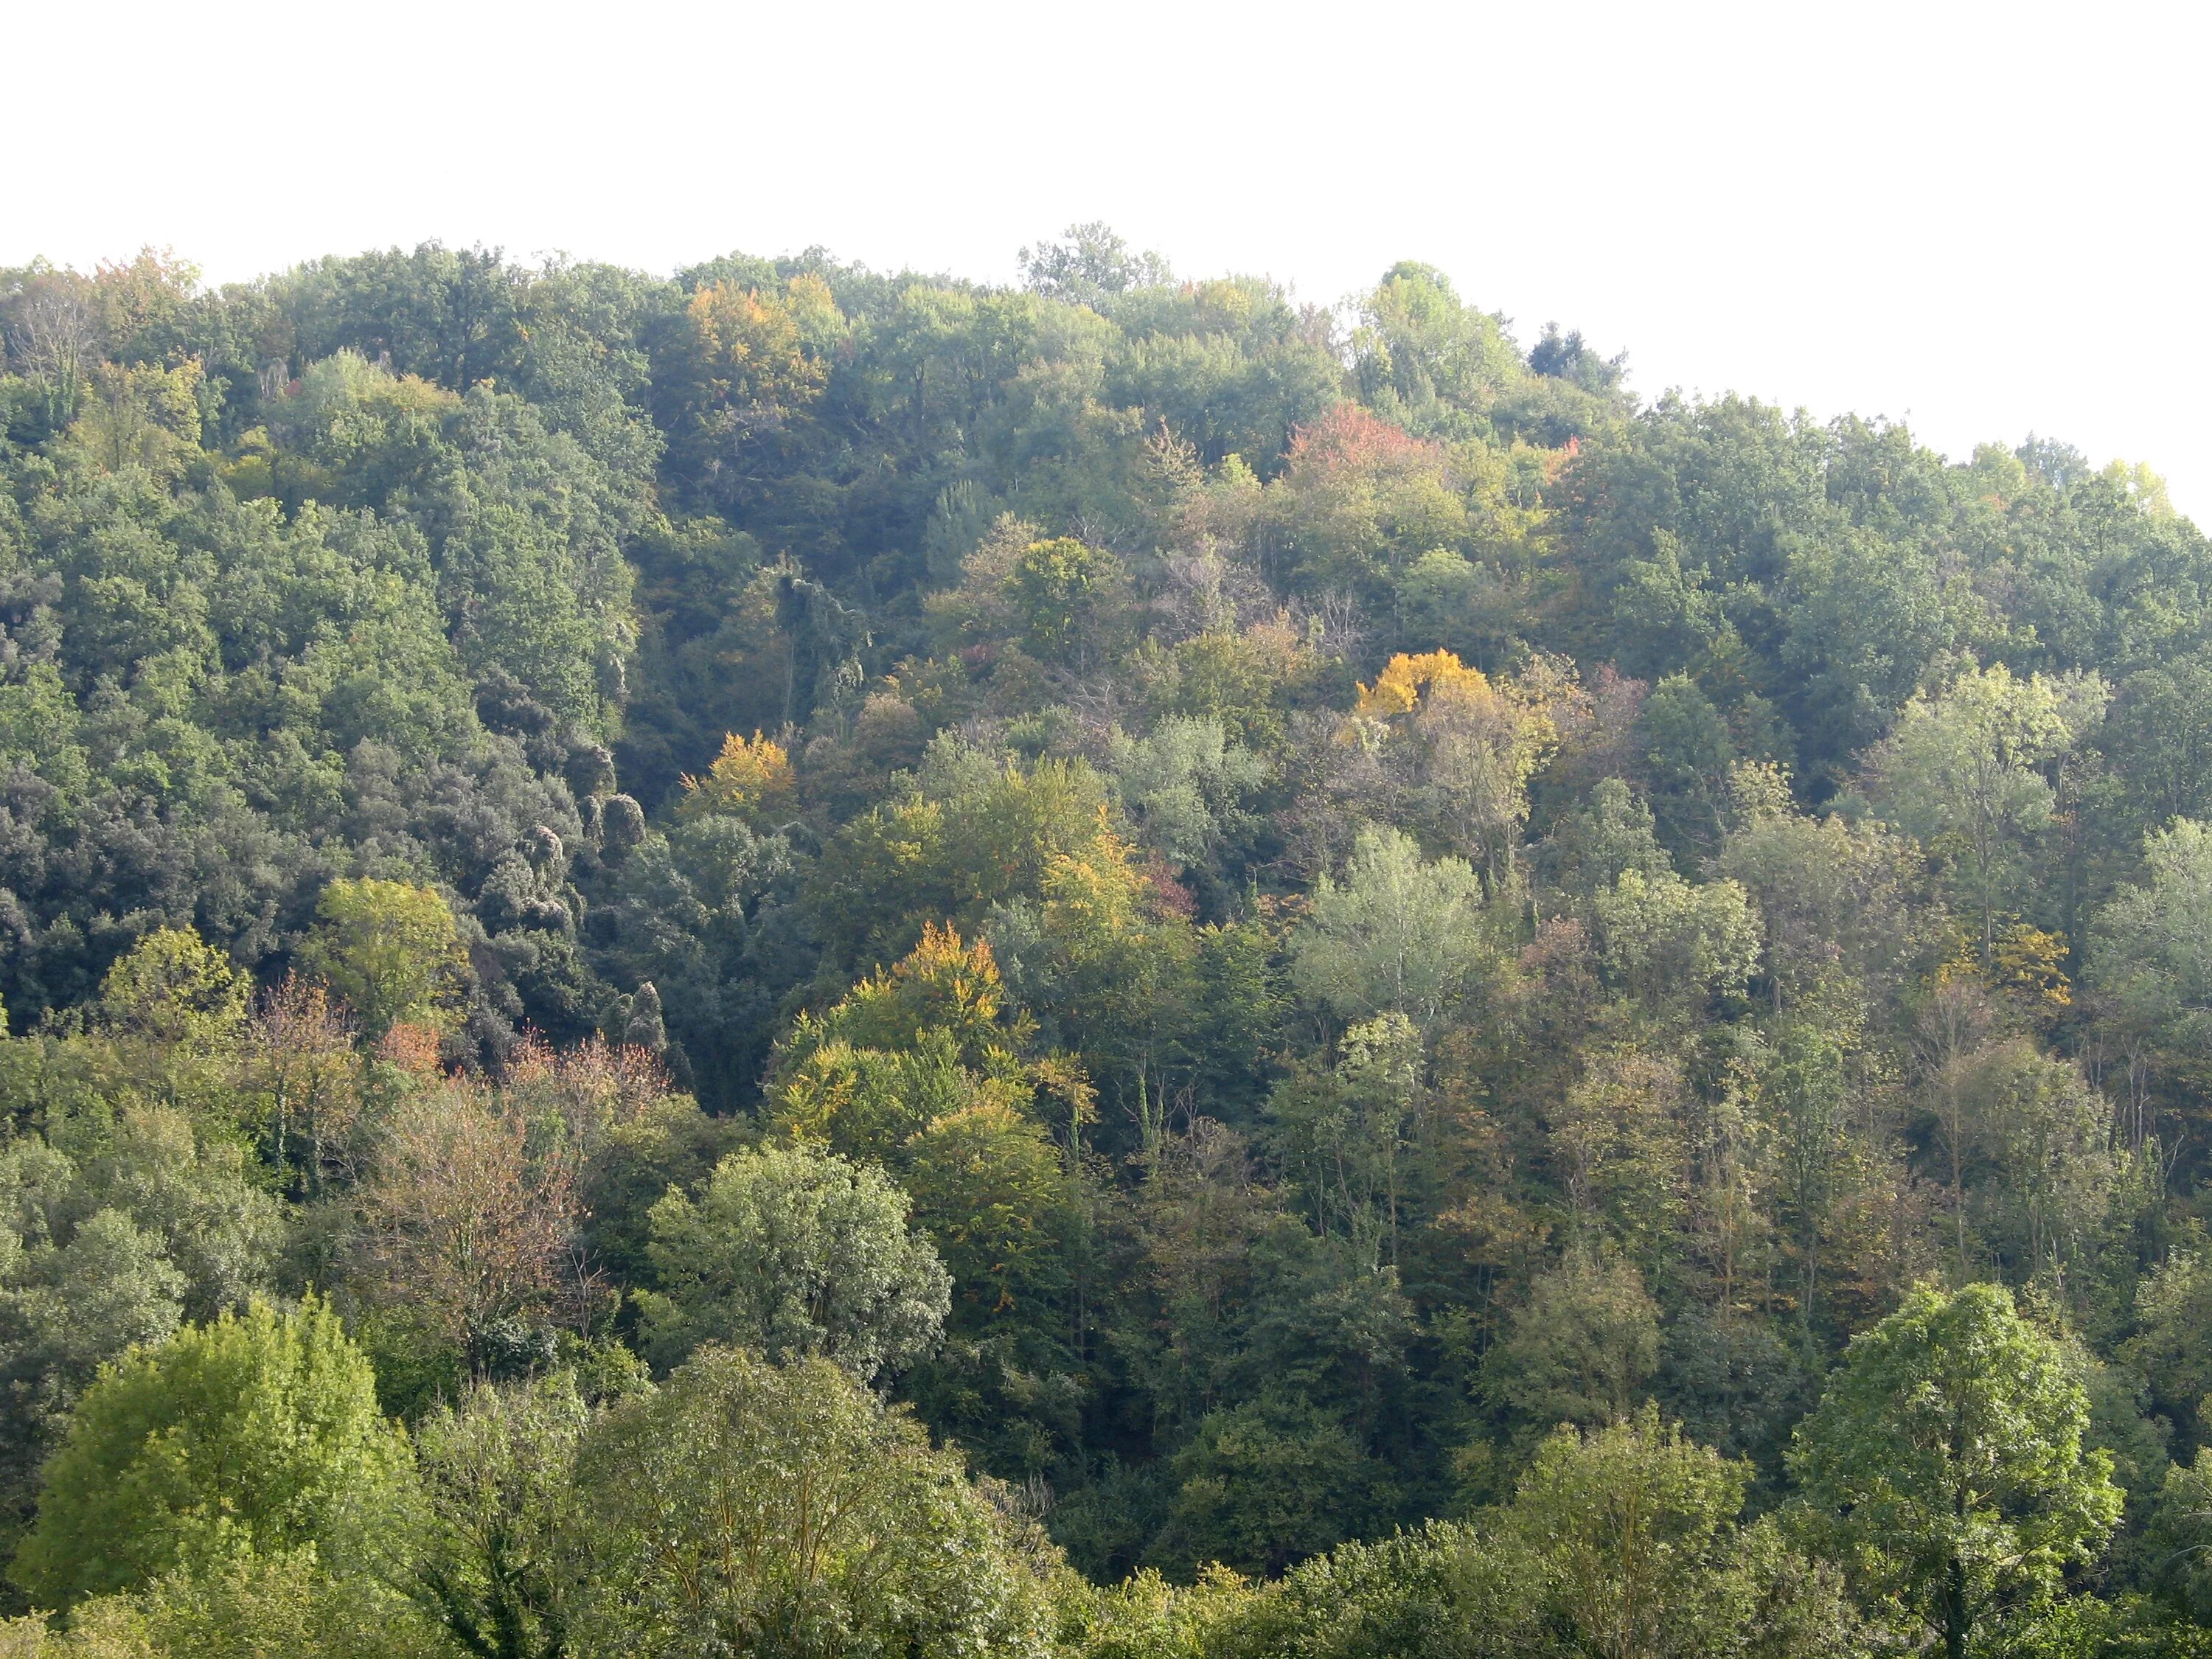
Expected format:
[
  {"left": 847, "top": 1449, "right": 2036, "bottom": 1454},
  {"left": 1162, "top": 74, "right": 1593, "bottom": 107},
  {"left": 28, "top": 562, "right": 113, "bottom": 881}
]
[{"left": 11, "top": 0, "right": 2208, "bottom": 514}]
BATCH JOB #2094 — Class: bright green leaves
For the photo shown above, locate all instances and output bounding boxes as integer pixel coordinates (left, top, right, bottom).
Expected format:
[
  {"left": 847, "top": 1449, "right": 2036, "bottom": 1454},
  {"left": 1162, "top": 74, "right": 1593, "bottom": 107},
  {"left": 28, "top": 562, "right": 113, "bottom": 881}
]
[
  {"left": 10, "top": 1296, "right": 404, "bottom": 1609},
  {"left": 1787, "top": 1282, "right": 2123, "bottom": 1656},
  {"left": 298, "top": 879, "right": 464, "bottom": 1041}
]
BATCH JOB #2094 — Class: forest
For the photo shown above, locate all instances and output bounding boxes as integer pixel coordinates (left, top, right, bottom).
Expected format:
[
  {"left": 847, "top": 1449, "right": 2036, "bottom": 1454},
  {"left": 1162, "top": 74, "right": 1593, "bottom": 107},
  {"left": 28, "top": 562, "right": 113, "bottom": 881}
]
[{"left": 0, "top": 226, "right": 2210, "bottom": 1655}]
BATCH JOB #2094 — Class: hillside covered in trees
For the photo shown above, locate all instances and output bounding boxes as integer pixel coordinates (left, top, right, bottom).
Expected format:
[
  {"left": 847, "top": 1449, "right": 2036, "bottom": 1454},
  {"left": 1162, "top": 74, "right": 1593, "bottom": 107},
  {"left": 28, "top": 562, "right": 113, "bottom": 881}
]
[{"left": 4, "top": 228, "right": 2212, "bottom": 1655}]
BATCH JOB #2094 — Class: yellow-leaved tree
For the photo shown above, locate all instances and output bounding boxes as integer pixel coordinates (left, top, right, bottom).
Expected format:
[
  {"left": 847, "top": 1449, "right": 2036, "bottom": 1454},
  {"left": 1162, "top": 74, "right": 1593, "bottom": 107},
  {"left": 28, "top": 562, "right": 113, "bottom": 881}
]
[
  {"left": 768, "top": 925, "right": 1082, "bottom": 1346},
  {"left": 1354, "top": 649, "right": 1587, "bottom": 893},
  {"left": 678, "top": 730, "right": 796, "bottom": 824}
]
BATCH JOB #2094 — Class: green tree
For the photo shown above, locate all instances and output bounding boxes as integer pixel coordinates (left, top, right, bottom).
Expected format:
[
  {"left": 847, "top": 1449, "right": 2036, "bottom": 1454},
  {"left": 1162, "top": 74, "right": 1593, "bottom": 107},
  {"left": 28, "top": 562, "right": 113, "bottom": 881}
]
[
  {"left": 986, "top": 827, "right": 1197, "bottom": 1150},
  {"left": 10, "top": 1297, "right": 407, "bottom": 1608},
  {"left": 1003, "top": 537, "right": 1125, "bottom": 667},
  {"left": 1778, "top": 525, "right": 1950, "bottom": 779},
  {"left": 1292, "top": 827, "right": 1491, "bottom": 1029},
  {"left": 96, "top": 928, "right": 248, "bottom": 1051},
  {"left": 1719, "top": 784, "right": 1919, "bottom": 1014},
  {"left": 406, "top": 1372, "right": 604, "bottom": 1659},
  {"left": 1955, "top": 1043, "right": 2116, "bottom": 1290},
  {"left": 2121, "top": 1250, "right": 2212, "bottom": 1447},
  {"left": 94, "top": 930, "right": 252, "bottom": 1112},
  {"left": 1483, "top": 1251, "right": 1661, "bottom": 1435},
  {"left": 1267, "top": 1013, "right": 1424, "bottom": 1268},
  {"left": 1761, "top": 1023, "right": 1850, "bottom": 1329},
  {"left": 2099, "top": 658, "right": 2212, "bottom": 851},
  {"left": 1637, "top": 672, "right": 1736, "bottom": 860},
  {"left": 1106, "top": 714, "right": 1267, "bottom": 873},
  {"left": 637, "top": 1142, "right": 950, "bottom": 1380},
  {"left": 74, "top": 1105, "right": 283, "bottom": 1322},
  {"left": 900, "top": 1102, "right": 1071, "bottom": 1338},
  {"left": 0, "top": 1195, "right": 188, "bottom": 1556},
  {"left": 1545, "top": 776, "right": 1673, "bottom": 905},
  {"left": 1867, "top": 663, "right": 2088, "bottom": 964},
  {"left": 1051, "top": 1564, "right": 1255, "bottom": 1659},
  {"left": 1500, "top": 1406, "right": 1857, "bottom": 1659},
  {"left": 22, "top": 1546, "right": 452, "bottom": 1658},
  {"left": 63, "top": 361, "right": 204, "bottom": 479},
  {"left": 2088, "top": 818, "right": 2212, "bottom": 1129},
  {"left": 804, "top": 752, "right": 1124, "bottom": 972},
  {"left": 1350, "top": 262, "right": 1523, "bottom": 435},
  {"left": 1787, "top": 1281, "right": 2123, "bottom": 1659},
  {"left": 2143, "top": 1447, "right": 2212, "bottom": 1624},
  {"left": 571, "top": 1346, "right": 1052, "bottom": 1659},
  {"left": 298, "top": 879, "right": 465, "bottom": 1040},
  {"left": 1591, "top": 866, "right": 1760, "bottom": 1015},
  {"left": 1156, "top": 1395, "right": 1380, "bottom": 1578}
]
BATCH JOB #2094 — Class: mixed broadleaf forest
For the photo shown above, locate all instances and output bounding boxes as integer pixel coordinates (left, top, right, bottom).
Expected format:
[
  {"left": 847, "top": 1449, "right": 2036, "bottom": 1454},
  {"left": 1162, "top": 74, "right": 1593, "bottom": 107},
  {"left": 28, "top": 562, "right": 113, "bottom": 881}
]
[{"left": 1, "top": 226, "right": 2211, "bottom": 1657}]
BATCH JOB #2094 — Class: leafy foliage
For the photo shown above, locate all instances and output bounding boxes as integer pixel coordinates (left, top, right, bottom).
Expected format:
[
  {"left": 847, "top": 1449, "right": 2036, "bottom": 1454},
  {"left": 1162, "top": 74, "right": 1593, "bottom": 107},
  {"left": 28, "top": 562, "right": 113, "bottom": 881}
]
[{"left": 2, "top": 228, "right": 2212, "bottom": 1649}]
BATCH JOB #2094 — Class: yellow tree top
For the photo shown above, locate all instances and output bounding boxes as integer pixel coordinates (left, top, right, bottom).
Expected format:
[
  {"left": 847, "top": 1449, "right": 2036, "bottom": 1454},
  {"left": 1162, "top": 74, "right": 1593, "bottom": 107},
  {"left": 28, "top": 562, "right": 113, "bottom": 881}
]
[
  {"left": 1354, "top": 649, "right": 1489, "bottom": 717},
  {"left": 678, "top": 731, "right": 796, "bottom": 823}
]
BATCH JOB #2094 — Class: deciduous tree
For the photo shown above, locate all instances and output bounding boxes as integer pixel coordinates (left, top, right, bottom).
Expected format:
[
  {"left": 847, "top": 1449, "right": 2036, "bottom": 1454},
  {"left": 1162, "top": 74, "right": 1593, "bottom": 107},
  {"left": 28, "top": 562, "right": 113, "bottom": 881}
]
[{"left": 1787, "top": 1281, "right": 2122, "bottom": 1659}]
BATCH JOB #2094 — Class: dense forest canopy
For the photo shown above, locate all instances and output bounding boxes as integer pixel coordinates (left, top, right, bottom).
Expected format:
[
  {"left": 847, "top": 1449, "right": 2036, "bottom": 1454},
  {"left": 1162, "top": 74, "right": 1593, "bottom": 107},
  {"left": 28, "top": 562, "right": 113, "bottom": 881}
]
[{"left": 4, "top": 226, "right": 2212, "bottom": 1654}]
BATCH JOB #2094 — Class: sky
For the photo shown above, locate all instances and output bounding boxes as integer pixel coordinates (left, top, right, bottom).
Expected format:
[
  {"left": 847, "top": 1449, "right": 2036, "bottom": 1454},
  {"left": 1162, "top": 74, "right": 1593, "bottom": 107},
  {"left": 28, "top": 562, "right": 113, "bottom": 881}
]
[{"left": 10, "top": 0, "right": 2209, "bottom": 512}]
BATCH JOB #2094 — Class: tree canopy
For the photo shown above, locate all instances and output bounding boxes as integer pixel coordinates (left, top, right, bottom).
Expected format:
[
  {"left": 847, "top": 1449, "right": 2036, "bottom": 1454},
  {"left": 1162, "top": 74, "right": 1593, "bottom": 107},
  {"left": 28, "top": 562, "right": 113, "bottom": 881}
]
[{"left": 3, "top": 229, "right": 2212, "bottom": 1653}]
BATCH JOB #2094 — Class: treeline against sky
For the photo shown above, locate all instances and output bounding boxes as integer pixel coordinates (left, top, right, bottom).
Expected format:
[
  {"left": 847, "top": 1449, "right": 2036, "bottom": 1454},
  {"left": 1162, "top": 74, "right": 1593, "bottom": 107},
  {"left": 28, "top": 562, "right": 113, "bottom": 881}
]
[{"left": 3, "top": 228, "right": 2212, "bottom": 1654}]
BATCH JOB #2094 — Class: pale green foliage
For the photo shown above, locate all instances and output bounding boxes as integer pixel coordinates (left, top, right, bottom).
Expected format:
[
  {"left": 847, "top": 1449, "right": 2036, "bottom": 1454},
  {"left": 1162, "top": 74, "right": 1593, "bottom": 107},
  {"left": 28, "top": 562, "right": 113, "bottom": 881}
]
[
  {"left": 638, "top": 1141, "right": 950, "bottom": 1380},
  {"left": 74, "top": 1107, "right": 284, "bottom": 1320},
  {"left": 1761, "top": 1022, "right": 1850, "bottom": 1324},
  {"left": 1052, "top": 1566, "right": 1254, "bottom": 1659},
  {"left": 1292, "top": 827, "right": 1489, "bottom": 1026},
  {"left": 61, "top": 361, "right": 204, "bottom": 479},
  {"left": 571, "top": 1346, "right": 1054, "bottom": 1659},
  {"left": 24, "top": 1550, "right": 448, "bottom": 1658},
  {"left": 1787, "top": 1281, "right": 2123, "bottom": 1656},
  {"left": 1868, "top": 663, "right": 2094, "bottom": 959},
  {"left": 1493, "top": 1406, "right": 1859, "bottom": 1659},
  {"left": 10, "top": 1297, "right": 407, "bottom": 1607},
  {"left": 0, "top": 1135, "right": 193, "bottom": 1366},
  {"left": 1591, "top": 866, "right": 1760, "bottom": 1012},
  {"left": 97, "top": 930, "right": 248, "bottom": 1049},
  {"left": 1107, "top": 715, "right": 1267, "bottom": 869},
  {"left": 0, "top": 1203, "right": 186, "bottom": 1506},
  {"left": 0, "top": 1204, "right": 185, "bottom": 1382},
  {"left": 1393, "top": 546, "right": 1487, "bottom": 651},
  {"left": 1351, "top": 262, "right": 1523, "bottom": 435},
  {"left": 94, "top": 931, "right": 254, "bottom": 1112},
  {"left": 0, "top": 1126, "right": 260, "bottom": 1529},
  {"left": 1953, "top": 1043, "right": 2117, "bottom": 1284},
  {"left": 1218, "top": 1525, "right": 1475, "bottom": 1659},
  {"left": 2090, "top": 818, "right": 2212, "bottom": 1068},
  {"left": 1720, "top": 798, "right": 1920, "bottom": 1012},
  {"left": 5, "top": 1548, "right": 449, "bottom": 1658},
  {"left": 0, "top": 1108, "right": 284, "bottom": 1548}
]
